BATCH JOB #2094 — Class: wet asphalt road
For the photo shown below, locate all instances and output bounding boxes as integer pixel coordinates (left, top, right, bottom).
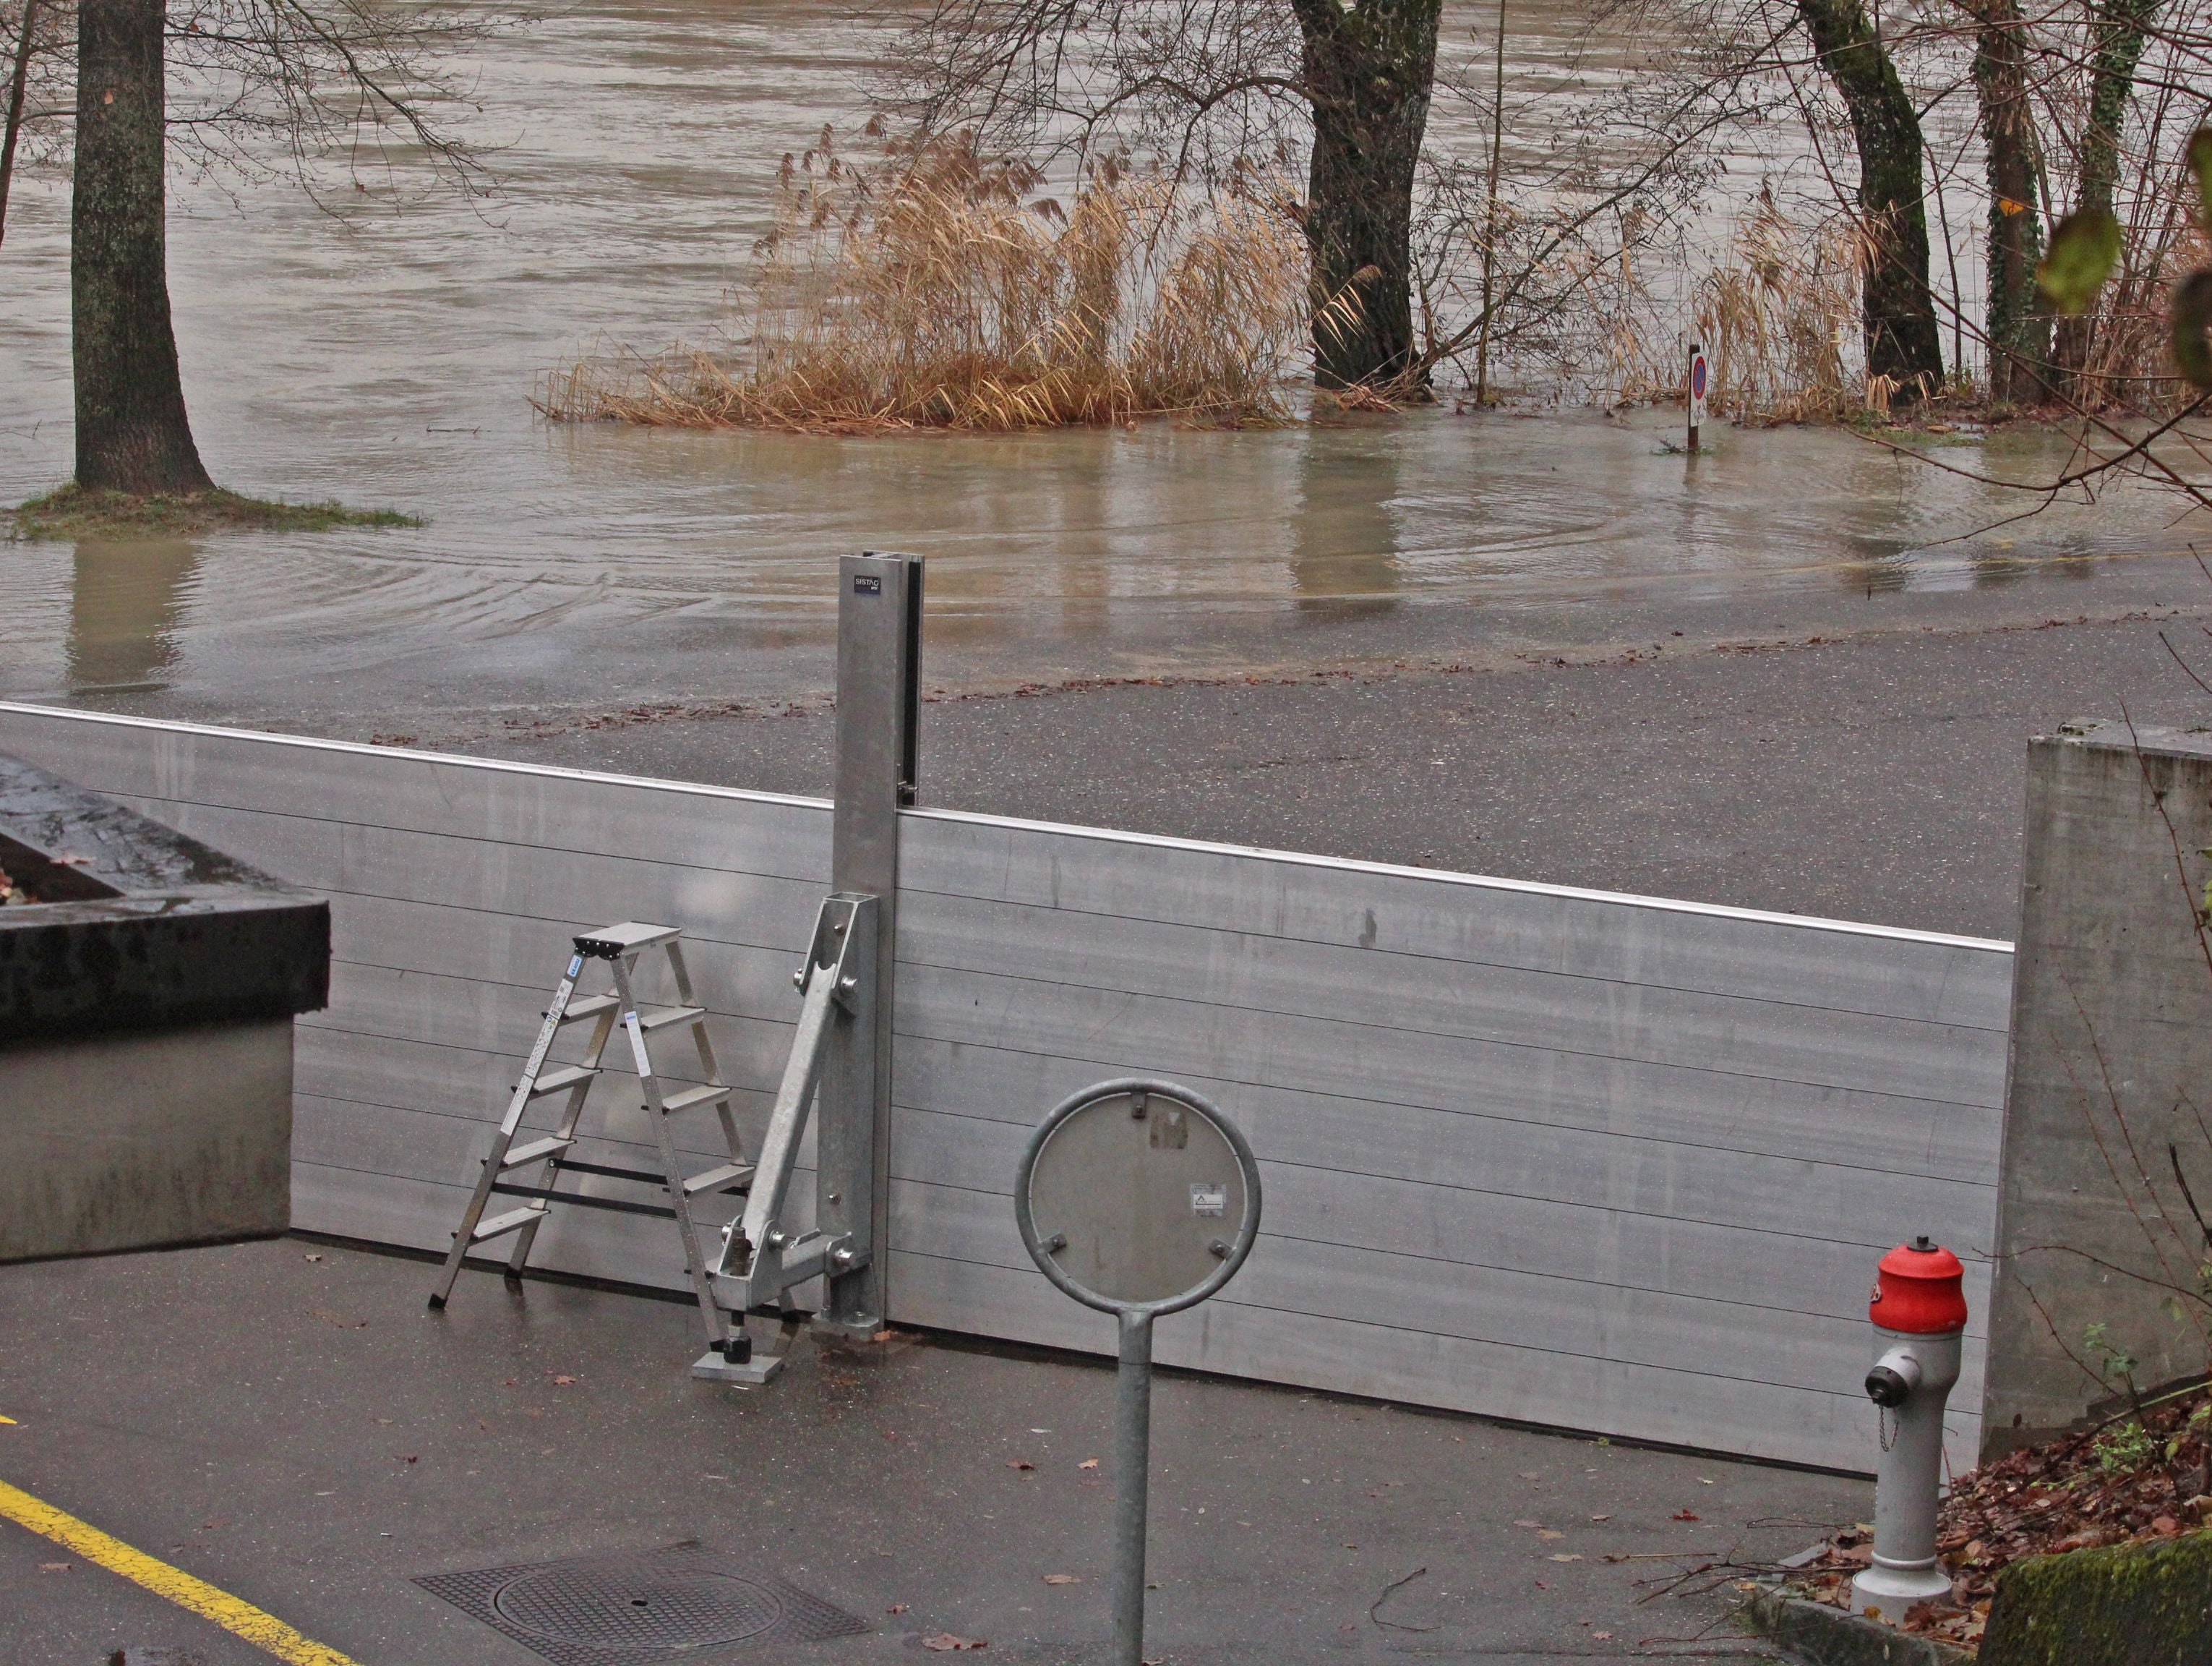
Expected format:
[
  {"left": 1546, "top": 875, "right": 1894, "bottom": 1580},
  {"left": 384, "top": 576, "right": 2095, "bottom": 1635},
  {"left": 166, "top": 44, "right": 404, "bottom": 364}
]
[
  {"left": 0, "top": 1237, "right": 1853, "bottom": 1665},
  {"left": 445, "top": 598, "right": 2212, "bottom": 940}
]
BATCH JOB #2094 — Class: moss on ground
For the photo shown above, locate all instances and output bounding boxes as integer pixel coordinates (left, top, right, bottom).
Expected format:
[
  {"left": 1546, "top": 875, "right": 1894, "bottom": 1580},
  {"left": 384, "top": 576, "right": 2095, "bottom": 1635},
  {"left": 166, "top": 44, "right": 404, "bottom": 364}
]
[
  {"left": 9, "top": 485, "right": 420, "bottom": 541},
  {"left": 1981, "top": 1526, "right": 2212, "bottom": 1665}
]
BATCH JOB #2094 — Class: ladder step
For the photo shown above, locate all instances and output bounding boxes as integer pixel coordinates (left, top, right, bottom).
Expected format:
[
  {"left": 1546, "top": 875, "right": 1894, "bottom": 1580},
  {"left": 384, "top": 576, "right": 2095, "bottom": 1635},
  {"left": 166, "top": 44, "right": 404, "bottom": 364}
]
[
  {"left": 527, "top": 1064, "right": 597, "bottom": 1098},
  {"left": 490, "top": 1180, "right": 677, "bottom": 1220},
  {"left": 683, "top": 1162, "right": 755, "bottom": 1198},
  {"left": 469, "top": 1206, "right": 543, "bottom": 1244},
  {"left": 500, "top": 1136, "right": 575, "bottom": 1170},
  {"left": 560, "top": 999, "right": 700, "bottom": 1031},
  {"left": 574, "top": 921, "right": 681, "bottom": 958},
  {"left": 661, "top": 1082, "right": 735, "bottom": 1114}
]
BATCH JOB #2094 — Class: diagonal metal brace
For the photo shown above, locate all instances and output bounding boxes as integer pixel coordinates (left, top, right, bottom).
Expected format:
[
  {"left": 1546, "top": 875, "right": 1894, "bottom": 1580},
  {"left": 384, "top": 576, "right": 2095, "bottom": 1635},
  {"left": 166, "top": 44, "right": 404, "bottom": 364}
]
[{"left": 711, "top": 892, "right": 876, "bottom": 1315}]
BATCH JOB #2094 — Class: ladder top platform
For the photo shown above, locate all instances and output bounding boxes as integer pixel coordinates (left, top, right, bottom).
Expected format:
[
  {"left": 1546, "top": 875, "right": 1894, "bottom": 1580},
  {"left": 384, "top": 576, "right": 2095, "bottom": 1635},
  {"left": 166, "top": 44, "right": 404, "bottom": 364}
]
[{"left": 573, "top": 921, "right": 681, "bottom": 957}]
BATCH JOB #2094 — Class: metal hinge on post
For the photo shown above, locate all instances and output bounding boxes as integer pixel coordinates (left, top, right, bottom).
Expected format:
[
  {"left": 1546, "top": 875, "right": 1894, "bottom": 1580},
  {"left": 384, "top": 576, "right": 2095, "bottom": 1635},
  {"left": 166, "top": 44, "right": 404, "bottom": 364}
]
[{"left": 693, "top": 892, "right": 879, "bottom": 1384}]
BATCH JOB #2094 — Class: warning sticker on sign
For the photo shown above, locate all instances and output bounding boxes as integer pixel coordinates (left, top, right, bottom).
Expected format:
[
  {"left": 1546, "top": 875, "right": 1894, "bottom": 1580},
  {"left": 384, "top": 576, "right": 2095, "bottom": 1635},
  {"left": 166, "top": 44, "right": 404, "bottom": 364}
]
[{"left": 1190, "top": 1183, "right": 1227, "bottom": 1218}]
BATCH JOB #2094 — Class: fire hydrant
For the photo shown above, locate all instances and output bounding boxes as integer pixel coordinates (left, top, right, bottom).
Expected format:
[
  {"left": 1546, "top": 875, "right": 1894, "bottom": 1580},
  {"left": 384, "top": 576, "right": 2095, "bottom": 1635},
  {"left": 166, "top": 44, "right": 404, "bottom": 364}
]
[{"left": 1850, "top": 1236, "right": 1967, "bottom": 1619}]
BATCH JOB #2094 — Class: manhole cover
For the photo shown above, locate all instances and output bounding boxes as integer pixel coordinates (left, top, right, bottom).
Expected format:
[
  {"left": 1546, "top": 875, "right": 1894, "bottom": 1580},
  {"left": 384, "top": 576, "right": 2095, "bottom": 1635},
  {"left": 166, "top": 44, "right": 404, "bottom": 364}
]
[{"left": 417, "top": 1543, "right": 869, "bottom": 1665}]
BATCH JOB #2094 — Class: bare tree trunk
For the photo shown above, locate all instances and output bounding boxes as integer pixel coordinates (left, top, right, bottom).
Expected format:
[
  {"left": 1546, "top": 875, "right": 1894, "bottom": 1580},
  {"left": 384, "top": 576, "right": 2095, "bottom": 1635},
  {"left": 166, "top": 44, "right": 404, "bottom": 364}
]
[
  {"left": 1973, "top": 0, "right": 2048, "bottom": 404},
  {"left": 2052, "top": 0, "right": 2159, "bottom": 396},
  {"left": 1293, "top": 0, "right": 1440, "bottom": 390},
  {"left": 72, "top": 0, "right": 213, "bottom": 494},
  {"left": 1796, "top": 0, "right": 1945, "bottom": 394},
  {"left": 1, "top": 0, "right": 38, "bottom": 247}
]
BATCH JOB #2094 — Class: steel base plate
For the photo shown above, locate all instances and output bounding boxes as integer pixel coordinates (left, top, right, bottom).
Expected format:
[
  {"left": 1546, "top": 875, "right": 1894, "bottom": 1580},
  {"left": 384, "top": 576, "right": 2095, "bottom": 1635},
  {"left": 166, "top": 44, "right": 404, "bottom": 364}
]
[
  {"left": 690, "top": 1347, "right": 784, "bottom": 1385},
  {"left": 416, "top": 1542, "right": 867, "bottom": 1665}
]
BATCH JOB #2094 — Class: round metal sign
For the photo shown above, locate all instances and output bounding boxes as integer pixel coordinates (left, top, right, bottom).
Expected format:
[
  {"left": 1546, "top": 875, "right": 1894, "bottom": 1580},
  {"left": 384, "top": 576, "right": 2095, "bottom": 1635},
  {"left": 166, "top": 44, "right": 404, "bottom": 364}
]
[{"left": 1014, "top": 1077, "right": 1261, "bottom": 1315}]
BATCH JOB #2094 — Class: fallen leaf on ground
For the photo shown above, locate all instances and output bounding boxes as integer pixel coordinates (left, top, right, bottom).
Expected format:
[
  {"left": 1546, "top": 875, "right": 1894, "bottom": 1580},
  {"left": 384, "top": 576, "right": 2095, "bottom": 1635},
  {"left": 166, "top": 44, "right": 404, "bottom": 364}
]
[
  {"left": 921, "top": 1633, "right": 987, "bottom": 1652},
  {"left": 1512, "top": 1518, "right": 1540, "bottom": 1529},
  {"left": 887, "top": 1604, "right": 909, "bottom": 1615},
  {"left": 1042, "top": 1573, "right": 1079, "bottom": 1585},
  {"left": 552, "top": 1375, "right": 577, "bottom": 1385},
  {"left": 1671, "top": 1510, "right": 1699, "bottom": 1521},
  {"left": 38, "top": 1561, "right": 69, "bottom": 1572},
  {"left": 1593, "top": 1631, "right": 1612, "bottom": 1641},
  {"left": 1007, "top": 1459, "right": 1034, "bottom": 1471},
  {"left": 1079, "top": 1458, "right": 1099, "bottom": 1470},
  {"left": 304, "top": 1253, "right": 324, "bottom": 1262},
  {"left": 1536, "top": 1529, "right": 1564, "bottom": 1540},
  {"left": 1519, "top": 1470, "right": 1541, "bottom": 1479},
  {"left": 1589, "top": 1514, "right": 1611, "bottom": 1521},
  {"left": 1548, "top": 1553, "right": 1582, "bottom": 1562}
]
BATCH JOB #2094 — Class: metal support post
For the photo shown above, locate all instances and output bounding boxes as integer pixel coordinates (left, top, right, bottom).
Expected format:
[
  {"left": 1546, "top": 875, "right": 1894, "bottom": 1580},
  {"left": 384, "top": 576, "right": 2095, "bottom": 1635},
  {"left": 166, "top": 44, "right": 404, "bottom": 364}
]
[
  {"left": 819, "top": 550, "right": 923, "bottom": 1337},
  {"left": 1113, "top": 1308, "right": 1154, "bottom": 1666}
]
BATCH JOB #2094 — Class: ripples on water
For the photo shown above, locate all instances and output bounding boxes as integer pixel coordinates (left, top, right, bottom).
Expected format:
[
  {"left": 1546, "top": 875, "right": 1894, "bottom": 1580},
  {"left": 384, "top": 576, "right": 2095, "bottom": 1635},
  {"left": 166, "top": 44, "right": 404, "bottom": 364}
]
[{"left": 0, "top": 0, "right": 2204, "bottom": 715}]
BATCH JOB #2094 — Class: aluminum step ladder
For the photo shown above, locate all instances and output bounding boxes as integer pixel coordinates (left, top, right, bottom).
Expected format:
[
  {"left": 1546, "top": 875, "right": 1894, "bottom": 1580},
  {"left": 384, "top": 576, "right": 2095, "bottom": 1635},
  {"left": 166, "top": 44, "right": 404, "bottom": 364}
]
[{"left": 426, "top": 922, "right": 778, "bottom": 1376}]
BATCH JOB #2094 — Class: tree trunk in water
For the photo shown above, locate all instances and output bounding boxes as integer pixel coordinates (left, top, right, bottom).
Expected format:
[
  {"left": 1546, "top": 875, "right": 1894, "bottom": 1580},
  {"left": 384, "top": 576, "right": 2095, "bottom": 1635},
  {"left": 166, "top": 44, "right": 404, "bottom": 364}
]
[
  {"left": 1973, "top": 0, "right": 2048, "bottom": 405},
  {"left": 72, "top": 0, "right": 212, "bottom": 495},
  {"left": 1796, "top": 0, "right": 1945, "bottom": 395},
  {"left": 1294, "top": 0, "right": 1440, "bottom": 390},
  {"left": 2052, "top": 0, "right": 2159, "bottom": 397}
]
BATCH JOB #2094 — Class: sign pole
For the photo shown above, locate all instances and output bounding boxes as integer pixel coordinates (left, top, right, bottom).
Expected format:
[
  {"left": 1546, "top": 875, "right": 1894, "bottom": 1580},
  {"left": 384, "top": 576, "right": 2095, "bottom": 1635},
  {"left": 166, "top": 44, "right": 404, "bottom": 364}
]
[
  {"left": 1113, "top": 1308, "right": 1154, "bottom": 1666},
  {"left": 1013, "top": 1077, "right": 1263, "bottom": 1666},
  {"left": 1686, "top": 340, "right": 1708, "bottom": 455}
]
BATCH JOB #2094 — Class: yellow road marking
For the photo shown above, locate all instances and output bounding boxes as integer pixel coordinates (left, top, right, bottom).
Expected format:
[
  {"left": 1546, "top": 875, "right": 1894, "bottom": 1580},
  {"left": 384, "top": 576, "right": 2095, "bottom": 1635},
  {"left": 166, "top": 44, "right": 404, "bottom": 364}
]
[
  {"left": 0, "top": 1477, "right": 361, "bottom": 1665},
  {"left": 0, "top": 1415, "right": 15, "bottom": 1424}
]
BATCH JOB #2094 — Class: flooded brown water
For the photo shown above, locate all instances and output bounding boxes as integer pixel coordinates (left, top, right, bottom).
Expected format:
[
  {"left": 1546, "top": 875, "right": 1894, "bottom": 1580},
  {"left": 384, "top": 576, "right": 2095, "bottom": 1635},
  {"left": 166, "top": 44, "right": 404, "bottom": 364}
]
[{"left": 1, "top": 0, "right": 2205, "bottom": 733}]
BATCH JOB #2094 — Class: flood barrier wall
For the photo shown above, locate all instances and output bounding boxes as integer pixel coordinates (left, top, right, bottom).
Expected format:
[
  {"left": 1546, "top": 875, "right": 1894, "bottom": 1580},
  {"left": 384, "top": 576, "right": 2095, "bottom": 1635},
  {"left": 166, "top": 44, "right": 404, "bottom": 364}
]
[{"left": 0, "top": 703, "right": 2014, "bottom": 1471}]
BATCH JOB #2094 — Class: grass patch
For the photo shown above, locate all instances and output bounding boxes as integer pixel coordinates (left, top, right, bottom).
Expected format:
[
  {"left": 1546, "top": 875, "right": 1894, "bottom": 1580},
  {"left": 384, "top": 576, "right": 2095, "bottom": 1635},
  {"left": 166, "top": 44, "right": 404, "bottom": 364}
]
[
  {"left": 541, "top": 132, "right": 1312, "bottom": 434},
  {"left": 9, "top": 484, "right": 421, "bottom": 541}
]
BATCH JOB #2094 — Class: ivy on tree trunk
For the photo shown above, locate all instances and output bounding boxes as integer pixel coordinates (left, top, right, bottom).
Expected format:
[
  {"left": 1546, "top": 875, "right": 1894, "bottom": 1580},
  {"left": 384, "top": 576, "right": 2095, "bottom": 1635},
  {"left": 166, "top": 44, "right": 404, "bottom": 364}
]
[
  {"left": 1795, "top": 0, "right": 1945, "bottom": 394},
  {"left": 72, "top": 0, "right": 213, "bottom": 495},
  {"left": 2053, "top": 0, "right": 2160, "bottom": 395},
  {"left": 1973, "top": 0, "right": 2048, "bottom": 406},
  {"left": 1291, "top": 0, "right": 1440, "bottom": 390}
]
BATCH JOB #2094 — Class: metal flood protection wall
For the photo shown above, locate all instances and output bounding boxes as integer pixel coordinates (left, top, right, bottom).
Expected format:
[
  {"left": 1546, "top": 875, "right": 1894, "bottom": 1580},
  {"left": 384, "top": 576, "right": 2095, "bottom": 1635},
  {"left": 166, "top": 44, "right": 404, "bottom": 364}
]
[{"left": 0, "top": 702, "right": 2014, "bottom": 1472}]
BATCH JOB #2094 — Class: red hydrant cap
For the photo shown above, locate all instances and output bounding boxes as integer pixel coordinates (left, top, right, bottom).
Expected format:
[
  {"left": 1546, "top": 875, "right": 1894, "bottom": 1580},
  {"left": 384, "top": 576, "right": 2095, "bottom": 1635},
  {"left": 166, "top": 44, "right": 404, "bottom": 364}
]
[{"left": 1869, "top": 1237, "right": 1968, "bottom": 1334}]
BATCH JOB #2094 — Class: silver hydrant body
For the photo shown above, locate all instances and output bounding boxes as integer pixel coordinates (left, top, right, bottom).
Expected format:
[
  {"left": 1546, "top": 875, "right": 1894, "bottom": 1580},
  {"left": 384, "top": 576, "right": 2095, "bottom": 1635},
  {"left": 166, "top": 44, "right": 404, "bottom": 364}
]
[{"left": 1850, "top": 1236, "right": 1967, "bottom": 1619}]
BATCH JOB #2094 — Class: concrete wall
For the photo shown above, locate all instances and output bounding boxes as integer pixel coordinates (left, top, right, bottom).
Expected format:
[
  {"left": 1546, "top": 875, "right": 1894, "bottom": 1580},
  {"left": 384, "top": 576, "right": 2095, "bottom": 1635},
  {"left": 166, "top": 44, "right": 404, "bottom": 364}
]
[
  {"left": 0, "top": 702, "right": 2015, "bottom": 1471},
  {"left": 1985, "top": 722, "right": 2212, "bottom": 1453},
  {"left": 0, "top": 1020, "right": 293, "bottom": 1260}
]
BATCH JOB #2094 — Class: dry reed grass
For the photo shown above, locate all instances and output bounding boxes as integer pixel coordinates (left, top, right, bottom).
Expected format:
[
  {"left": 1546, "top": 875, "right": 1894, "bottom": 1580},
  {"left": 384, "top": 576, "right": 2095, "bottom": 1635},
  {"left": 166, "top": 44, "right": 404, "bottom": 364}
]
[
  {"left": 1608, "top": 189, "right": 1863, "bottom": 422},
  {"left": 541, "top": 135, "right": 1311, "bottom": 433}
]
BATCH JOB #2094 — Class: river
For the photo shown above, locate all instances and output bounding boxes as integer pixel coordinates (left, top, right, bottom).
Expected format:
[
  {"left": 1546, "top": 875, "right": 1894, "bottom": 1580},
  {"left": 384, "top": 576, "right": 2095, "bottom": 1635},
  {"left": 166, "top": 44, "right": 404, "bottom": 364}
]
[{"left": 0, "top": 0, "right": 2204, "bottom": 737}]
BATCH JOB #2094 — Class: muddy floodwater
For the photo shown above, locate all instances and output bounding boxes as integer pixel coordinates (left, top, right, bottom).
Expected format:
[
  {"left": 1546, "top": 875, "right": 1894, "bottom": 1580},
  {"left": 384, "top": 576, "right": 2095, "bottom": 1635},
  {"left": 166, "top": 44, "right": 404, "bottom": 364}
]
[{"left": 1, "top": 0, "right": 2208, "bottom": 736}]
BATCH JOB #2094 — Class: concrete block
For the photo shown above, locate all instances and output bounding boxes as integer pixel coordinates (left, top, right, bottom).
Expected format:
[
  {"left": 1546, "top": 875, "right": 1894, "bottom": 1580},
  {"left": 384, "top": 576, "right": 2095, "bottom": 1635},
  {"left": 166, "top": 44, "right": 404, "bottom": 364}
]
[
  {"left": 1986, "top": 722, "right": 2212, "bottom": 1453},
  {"left": 0, "top": 1013, "right": 293, "bottom": 1256},
  {"left": 0, "top": 1018, "right": 294, "bottom": 1260}
]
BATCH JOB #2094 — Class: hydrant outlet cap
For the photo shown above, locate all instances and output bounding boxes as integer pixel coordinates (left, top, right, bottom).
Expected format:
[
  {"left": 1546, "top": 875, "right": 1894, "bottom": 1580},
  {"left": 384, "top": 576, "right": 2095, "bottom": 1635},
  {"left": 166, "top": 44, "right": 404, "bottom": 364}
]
[{"left": 1869, "top": 1239, "right": 1968, "bottom": 1334}]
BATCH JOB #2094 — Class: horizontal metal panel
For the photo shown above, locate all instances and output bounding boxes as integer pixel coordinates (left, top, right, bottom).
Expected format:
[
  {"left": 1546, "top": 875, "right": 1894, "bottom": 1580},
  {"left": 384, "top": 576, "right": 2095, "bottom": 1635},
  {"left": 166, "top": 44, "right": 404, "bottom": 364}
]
[
  {"left": 296, "top": 1093, "right": 808, "bottom": 1229},
  {"left": 890, "top": 1175, "right": 1984, "bottom": 1406},
  {"left": 98, "top": 799, "right": 828, "bottom": 959},
  {"left": 899, "top": 889, "right": 2009, "bottom": 1104},
  {"left": 320, "top": 956, "right": 801, "bottom": 1080},
  {"left": 886, "top": 1251, "right": 1979, "bottom": 1472},
  {"left": 891, "top": 1032, "right": 1999, "bottom": 1187},
  {"left": 892, "top": 1103, "right": 1994, "bottom": 1328},
  {"left": 900, "top": 811, "right": 2012, "bottom": 1027},
  {"left": 896, "top": 965, "right": 2006, "bottom": 1175},
  {"left": 0, "top": 704, "right": 830, "bottom": 879},
  {"left": 294, "top": 1164, "right": 709, "bottom": 1294}
]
